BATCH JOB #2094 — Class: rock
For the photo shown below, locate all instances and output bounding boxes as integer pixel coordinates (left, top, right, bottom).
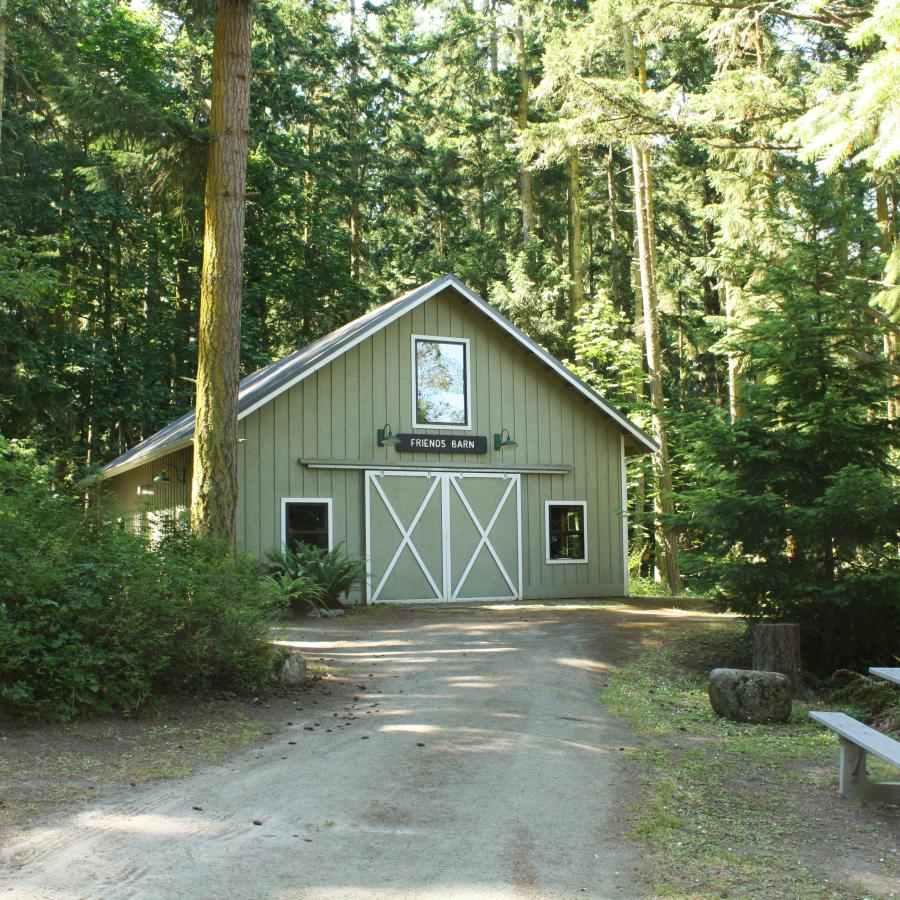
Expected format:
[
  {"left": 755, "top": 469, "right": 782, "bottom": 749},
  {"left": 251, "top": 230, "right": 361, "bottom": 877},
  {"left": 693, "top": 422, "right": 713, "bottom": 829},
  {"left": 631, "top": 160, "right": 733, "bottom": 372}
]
[
  {"left": 708, "top": 668, "right": 792, "bottom": 724},
  {"left": 325, "top": 609, "right": 345, "bottom": 618},
  {"left": 273, "top": 649, "right": 307, "bottom": 686}
]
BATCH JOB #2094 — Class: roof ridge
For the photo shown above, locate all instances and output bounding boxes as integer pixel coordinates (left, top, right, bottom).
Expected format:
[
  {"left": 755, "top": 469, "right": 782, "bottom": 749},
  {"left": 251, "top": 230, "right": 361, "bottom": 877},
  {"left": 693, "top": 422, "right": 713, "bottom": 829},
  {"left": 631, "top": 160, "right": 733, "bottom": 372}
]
[{"left": 101, "top": 274, "right": 655, "bottom": 478}]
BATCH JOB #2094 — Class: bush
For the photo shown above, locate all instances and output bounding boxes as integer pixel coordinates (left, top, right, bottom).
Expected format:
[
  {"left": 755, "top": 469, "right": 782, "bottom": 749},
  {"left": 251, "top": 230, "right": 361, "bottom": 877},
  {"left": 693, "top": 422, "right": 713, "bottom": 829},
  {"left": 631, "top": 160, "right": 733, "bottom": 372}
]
[
  {"left": 0, "top": 438, "right": 286, "bottom": 719},
  {"left": 265, "top": 542, "right": 366, "bottom": 610}
]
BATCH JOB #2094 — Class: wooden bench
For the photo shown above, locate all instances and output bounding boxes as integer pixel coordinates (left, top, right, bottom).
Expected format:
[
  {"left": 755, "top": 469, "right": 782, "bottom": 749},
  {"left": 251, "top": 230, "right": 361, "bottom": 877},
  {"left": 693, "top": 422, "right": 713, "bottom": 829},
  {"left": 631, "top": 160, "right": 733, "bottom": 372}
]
[
  {"left": 869, "top": 667, "right": 900, "bottom": 687},
  {"left": 810, "top": 711, "right": 900, "bottom": 802}
]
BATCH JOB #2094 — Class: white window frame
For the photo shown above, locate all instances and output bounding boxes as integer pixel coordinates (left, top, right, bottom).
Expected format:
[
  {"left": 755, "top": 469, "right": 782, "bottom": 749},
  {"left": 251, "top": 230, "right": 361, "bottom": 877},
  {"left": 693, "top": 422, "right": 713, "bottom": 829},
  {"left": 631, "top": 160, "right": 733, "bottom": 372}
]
[
  {"left": 544, "top": 500, "right": 589, "bottom": 565},
  {"left": 410, "top": 334, "right": 472, "bottom": 431},
  {"left": 281, "top": 497, "right": 334, "bottom": 552}
]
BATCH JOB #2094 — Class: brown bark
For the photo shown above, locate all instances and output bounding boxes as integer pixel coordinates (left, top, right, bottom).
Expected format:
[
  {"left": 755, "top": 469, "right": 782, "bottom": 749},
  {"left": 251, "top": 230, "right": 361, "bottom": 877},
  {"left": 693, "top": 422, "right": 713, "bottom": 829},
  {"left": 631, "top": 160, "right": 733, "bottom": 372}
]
[
  {"left": 515, "top": 14, "right": 533, "bottom": 246},
  {"left": 190, "top": 0, "right": 252, "bottom": 541},
  {"left": 349, "top": 0, "right": 361, "bottom": 279},
  {"left": 488, "top": 0, "right": 506, "bottom": 244},
  {"left": 624, "top": 27, "right": 682, "bottom": 595},
  {"left": 723, "top": 283, "right": 744, "bottom": 421},
  {"left": 0, "top": 0, "right": 6, "bottom": 153},
  {"left": 753, "top": 623, "right": 803, "bottom": 696},
  {"left": 567, "top": 151, "right": 584, "bottom": 316},
  {"left": 876, "top": 183, "right": 898, "bottom": 420}
]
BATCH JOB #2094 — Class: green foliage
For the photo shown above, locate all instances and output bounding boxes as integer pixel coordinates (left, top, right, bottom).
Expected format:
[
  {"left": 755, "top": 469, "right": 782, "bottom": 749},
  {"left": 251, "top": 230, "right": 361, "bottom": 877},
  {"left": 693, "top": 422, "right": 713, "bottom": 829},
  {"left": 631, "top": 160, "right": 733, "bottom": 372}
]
[
  {"left": 265, "top": 543, "right": 366, "bottom": 610},
  {"left": 829, "top": 671, "right": 900, "bottom": 730},
  {"left": 676, "top": 170, "right": 900, "bottom": 670},
  {"left": 0, "top": 439, "right": 285, "bottom": 720},
  {"left": 3, "top": 0, "right": 899, "bottom": 673},
  {"left": 568, "top": 296, "right": 643, "bottom": 411}
]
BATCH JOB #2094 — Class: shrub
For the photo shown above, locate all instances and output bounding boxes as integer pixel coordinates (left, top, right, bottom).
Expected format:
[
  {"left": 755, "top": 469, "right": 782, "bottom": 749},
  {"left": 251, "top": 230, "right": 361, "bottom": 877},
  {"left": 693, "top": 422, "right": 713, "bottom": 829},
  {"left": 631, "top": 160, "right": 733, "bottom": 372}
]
[
  {"left": 261, "top": 570, "right": 327, "bottom": 614},
  {"left": 0, "top": 438, "right": 286, "bottom": 720},
  {"left": 265, "top": 543, "right": 366, "bottom": 609}
]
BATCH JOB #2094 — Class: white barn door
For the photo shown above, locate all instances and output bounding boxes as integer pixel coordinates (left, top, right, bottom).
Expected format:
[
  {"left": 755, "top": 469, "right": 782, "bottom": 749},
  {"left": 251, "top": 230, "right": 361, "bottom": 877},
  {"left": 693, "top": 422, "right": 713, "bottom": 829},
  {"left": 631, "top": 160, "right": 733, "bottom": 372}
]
[{"left": 365, "top": 471, "right": 521, "bottom": 603}]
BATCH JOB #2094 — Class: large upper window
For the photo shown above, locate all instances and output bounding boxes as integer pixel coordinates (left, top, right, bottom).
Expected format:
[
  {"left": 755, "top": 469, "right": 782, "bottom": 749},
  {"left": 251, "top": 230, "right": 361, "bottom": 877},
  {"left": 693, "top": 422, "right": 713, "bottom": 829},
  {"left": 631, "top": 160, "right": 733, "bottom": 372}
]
[
  {"left": 283, "top": 499, "right": 332, "bottom": 551},
  {"left": 545, "top": 501, "right": 588, "bottom": 564},
  {"left": 413, "top": 336, "right": 470, "bottom": 429}
]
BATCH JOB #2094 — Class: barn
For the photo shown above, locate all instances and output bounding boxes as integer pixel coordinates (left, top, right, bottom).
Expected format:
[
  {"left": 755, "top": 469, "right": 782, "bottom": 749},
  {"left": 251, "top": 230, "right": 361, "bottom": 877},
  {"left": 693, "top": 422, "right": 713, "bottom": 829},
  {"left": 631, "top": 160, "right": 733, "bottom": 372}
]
[{"left": 101, "top": 274, "right": 657, "bottom": 603}]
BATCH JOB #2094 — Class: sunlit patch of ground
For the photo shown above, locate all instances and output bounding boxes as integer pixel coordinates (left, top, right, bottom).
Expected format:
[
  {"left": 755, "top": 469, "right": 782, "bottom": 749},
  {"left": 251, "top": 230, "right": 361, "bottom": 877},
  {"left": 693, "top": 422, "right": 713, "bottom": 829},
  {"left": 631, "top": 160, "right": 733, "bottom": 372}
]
[{"left": 604, "top": 622, "right": 900, "bottom": 899}]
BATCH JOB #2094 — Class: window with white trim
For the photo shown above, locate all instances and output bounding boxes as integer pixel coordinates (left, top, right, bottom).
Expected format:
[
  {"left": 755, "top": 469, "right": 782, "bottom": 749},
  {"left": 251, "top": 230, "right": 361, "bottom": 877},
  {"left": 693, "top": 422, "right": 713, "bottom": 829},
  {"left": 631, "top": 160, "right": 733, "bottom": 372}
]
[
  {"left": 283, "top": 499, "right": 332, "bottom": 551},
  {"left": 545, "top": 501, "right": 588, "bottom": 563},
  {"left": 413, "top": 336, "right": 470, "bottom": 428}
]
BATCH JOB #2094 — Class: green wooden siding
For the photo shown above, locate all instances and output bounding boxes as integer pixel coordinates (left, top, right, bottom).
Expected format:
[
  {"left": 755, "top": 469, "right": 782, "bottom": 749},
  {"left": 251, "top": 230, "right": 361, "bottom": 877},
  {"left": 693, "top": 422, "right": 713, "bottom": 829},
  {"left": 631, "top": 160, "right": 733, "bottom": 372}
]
[
  {"left": 105, "top": 445, "right": 193, "bottom": 532},
  {"left": 235, "top": 286, "right": 627, "bottom": 598},
  {"left": 106, "top": 286, "right": 628, "bottom": 598}
]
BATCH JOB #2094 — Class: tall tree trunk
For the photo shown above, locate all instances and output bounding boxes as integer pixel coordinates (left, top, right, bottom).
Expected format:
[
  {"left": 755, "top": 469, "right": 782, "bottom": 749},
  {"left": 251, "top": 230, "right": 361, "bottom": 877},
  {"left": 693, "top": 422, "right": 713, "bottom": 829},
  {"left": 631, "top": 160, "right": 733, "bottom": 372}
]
[
  {"left": 488, "top": 0, "right": 506, "bottom": 245},
  {"left": 515, "top": 14, "right": 533, "bottom": 246},
  {"left": 567, "top": 150, "right": 584, "bottom": 316},
  {"left": 0, "top": 0, "right": 6, "bottom": 153},
  {"left": 876, "top": 183, "right": 898, "bottom": 420},
  {"left": 348, "top": 0, "right": 361, "bottom": 279},
  {"left": 304, "top": 111, "right": 315, "bottom": 245},
  {"left": 190, "top": 0, "right": 252, "bottom": 541},
  {"left": 723, "top": 283, "right": 743, "bottom": 421},
  {"left": 624, "top": 26, "right": 682, "bottom": 595}
]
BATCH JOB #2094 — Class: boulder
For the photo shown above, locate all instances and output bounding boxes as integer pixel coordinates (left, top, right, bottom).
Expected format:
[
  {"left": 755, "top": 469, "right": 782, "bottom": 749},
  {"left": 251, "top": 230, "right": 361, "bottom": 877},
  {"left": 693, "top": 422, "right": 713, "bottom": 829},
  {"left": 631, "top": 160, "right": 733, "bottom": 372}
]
[
  {"left": 708, "top": 668, "right": 792, "bottom": 724},
  {"left": 274, "top": 649, "right": 307, "bottom": 687}
]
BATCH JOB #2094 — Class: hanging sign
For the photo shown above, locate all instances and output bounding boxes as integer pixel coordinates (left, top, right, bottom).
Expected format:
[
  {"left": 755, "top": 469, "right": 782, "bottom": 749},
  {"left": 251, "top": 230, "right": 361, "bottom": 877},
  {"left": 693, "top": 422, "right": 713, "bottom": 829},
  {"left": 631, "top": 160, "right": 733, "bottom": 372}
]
[{"left": 397, "top": 433, "right": 488, "bottom": 454}]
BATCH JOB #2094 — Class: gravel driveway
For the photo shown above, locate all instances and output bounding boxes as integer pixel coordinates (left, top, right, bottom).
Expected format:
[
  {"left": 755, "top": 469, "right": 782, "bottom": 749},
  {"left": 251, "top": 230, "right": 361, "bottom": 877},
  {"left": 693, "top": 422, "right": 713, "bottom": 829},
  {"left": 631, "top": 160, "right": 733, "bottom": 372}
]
[{"left": 1, "top": 602, "right": 654, "bottom": 899}]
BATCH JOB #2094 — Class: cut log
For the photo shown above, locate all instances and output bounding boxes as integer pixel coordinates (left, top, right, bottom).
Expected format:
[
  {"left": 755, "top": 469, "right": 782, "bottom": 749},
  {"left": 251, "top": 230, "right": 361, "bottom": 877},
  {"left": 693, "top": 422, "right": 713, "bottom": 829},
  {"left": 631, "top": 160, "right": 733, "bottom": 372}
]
[{"left": 753, "top": 622, "right": 803, "bottom": 696}]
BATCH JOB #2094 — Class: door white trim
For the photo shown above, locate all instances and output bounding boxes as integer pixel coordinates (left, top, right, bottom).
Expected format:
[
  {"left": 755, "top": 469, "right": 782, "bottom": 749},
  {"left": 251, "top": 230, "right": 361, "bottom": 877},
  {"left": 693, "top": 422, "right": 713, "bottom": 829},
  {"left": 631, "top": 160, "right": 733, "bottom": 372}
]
[
  {"left": 365, "top": 470, "right": 521, "bottom": 603},
  {"left": 448, "top": 474, "right": 517, "bottom": 599},
  {"left": 367, "top": 472, "right": 444, "bottom": 603}
]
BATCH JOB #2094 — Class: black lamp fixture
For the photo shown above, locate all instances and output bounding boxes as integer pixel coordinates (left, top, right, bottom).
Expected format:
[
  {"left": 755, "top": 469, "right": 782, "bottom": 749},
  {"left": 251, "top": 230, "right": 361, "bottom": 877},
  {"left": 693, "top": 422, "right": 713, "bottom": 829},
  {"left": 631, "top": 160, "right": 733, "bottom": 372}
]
[
  {"left": 153, "top": 466, "right": 184, "bottom": 484},
  {"left": 494, "top": 428, "right": 518, "bottom": 450},
  {"left": 377, "top": 424, "right": 400, "bottom": 447}
]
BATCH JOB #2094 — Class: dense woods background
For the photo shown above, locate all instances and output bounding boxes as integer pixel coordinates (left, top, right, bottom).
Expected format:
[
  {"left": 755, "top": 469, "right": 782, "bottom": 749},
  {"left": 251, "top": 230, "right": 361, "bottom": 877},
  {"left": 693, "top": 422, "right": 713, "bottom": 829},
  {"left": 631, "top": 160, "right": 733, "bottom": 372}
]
[{"left": 1, "top": 0, "right": 897, "bottom": 665}]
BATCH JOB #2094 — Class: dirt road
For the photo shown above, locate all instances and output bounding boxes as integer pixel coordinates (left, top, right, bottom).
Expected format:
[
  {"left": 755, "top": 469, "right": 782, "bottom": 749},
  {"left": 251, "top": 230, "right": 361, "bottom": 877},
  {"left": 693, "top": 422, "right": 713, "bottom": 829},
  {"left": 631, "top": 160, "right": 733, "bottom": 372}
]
[{"left": 1, "top": 602, "right": 680, "bottom": 899}]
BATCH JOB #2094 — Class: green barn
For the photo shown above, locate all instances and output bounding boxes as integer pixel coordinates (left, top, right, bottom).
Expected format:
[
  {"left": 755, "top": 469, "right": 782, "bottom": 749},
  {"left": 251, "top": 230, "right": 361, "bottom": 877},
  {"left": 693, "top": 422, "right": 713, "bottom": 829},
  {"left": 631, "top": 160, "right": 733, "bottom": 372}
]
[{"left": 101, "top": 275, "right": 656, "bottom": 603}]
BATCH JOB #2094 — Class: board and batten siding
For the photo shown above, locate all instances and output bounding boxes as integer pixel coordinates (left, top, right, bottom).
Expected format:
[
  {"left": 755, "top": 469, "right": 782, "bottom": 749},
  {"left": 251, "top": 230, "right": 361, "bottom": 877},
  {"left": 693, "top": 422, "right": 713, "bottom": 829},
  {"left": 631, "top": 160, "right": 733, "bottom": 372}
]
[
  {"left": 235, "top": 287, "right": 628, "bottom": 599},
  {"left": 105, "top": 445, "right": 193, "bottom": 533}
]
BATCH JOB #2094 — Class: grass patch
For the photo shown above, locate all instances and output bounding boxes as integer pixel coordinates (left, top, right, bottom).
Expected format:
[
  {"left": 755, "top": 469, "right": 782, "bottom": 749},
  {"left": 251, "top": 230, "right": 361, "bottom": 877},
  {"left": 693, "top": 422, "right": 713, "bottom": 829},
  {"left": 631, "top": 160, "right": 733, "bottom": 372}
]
[{"left": 605, "top": 622, "right": 900, "bottom": 898}]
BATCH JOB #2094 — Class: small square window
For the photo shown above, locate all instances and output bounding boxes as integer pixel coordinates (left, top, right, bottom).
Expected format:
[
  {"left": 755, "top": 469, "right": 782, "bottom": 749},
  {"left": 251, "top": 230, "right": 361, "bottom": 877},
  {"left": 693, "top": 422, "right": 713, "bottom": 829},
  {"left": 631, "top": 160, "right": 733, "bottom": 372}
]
[
  {"left": 413, "top": 337, "right": 470, "bottom": 428},
  {"left": 546, "top": 502, "right": 587, "bottom": 563},
  {"left": 284, "top": 500, "right": 331, "bottom": 551}
]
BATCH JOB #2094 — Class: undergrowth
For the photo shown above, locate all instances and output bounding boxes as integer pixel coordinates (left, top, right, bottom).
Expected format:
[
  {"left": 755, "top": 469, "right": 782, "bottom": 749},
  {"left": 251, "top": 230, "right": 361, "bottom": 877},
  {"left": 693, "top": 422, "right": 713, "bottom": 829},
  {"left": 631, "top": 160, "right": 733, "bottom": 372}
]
[{"left": 604, "top": 623, "right": 900, "bottom": 898}]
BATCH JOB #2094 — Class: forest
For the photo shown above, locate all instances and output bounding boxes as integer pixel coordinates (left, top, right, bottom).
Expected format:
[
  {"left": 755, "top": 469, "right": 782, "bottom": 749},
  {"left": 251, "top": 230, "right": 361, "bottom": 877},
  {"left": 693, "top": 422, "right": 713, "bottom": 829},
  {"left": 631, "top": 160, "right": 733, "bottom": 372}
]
[{"left": 1, "top": 0, "right": 898, "bottom": 668}]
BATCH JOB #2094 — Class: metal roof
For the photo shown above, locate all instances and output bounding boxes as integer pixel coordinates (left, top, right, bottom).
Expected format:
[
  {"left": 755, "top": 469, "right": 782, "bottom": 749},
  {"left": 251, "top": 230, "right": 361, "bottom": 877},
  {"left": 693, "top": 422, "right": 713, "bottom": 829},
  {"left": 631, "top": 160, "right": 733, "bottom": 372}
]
[{"left": 101, "top": 274, "right": 657, "bottom": 478}]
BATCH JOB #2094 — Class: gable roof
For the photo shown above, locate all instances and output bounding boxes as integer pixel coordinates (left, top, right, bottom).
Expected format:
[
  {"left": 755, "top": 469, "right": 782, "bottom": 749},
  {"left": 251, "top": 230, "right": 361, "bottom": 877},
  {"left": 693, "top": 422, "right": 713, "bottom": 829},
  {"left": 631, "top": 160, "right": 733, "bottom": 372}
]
[{"left": 101, "top": 274, "right": 657, "bottom": 478}]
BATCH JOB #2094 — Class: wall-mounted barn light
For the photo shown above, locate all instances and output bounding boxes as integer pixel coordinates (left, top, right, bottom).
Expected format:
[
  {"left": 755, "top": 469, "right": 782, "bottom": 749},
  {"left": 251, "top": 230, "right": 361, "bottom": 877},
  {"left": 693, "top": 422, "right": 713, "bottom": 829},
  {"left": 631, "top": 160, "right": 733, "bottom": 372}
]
[
  {"left": 494, "top": 428, "right": 518, "bottom": 450},
  {"left": 153, "top": 466, "right": 185, "bottom": 484},
  {"left": 377, "top": 424, "right": 400, "bottom": 447}
]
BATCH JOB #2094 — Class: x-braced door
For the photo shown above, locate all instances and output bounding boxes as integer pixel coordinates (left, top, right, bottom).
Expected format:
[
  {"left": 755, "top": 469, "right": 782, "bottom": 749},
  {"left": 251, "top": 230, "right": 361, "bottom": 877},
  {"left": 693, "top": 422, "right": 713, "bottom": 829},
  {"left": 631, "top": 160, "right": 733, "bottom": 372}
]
[{"left": 365, "top": 471, "right": 521, "bottom": 603}]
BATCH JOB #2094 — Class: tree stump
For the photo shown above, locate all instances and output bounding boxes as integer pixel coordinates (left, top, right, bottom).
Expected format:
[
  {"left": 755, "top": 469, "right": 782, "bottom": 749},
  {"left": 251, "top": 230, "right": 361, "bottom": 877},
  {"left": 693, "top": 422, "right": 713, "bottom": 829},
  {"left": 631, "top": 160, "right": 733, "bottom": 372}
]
[{"left": 753, "top": 623, "right": 803, "bottom": 696}]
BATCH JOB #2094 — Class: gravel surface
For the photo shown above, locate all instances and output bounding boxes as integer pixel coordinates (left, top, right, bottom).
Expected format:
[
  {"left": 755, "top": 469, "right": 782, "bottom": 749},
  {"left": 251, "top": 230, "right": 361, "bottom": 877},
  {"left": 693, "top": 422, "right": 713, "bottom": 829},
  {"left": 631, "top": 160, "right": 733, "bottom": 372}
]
[{"left": 0, "top": 602, "right": 655, "bottom": 899}]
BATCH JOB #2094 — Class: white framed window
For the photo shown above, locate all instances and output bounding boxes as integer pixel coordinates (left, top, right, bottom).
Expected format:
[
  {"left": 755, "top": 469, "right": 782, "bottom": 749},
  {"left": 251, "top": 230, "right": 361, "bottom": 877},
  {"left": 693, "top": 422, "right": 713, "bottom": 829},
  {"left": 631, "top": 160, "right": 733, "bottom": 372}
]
[
  {"left": 545, "top": 500, "right": 588, "bottom": 564},
  {"left": 281, "top": 498, "right": 333, "bottom": 552},
  {"left": 411, "top": 334, "right": 472, "bottom": 430}
]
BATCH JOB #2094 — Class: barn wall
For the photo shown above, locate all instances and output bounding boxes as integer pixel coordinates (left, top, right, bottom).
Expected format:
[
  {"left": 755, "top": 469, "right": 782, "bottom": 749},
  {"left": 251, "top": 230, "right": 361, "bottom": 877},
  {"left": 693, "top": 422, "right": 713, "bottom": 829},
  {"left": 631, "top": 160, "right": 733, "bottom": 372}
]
[
  {"left": 236, "top": 287, "right": 628, "bottom": 598},
  {"left": 104, "top": 446, "right": 193, "bottom": 535}
]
